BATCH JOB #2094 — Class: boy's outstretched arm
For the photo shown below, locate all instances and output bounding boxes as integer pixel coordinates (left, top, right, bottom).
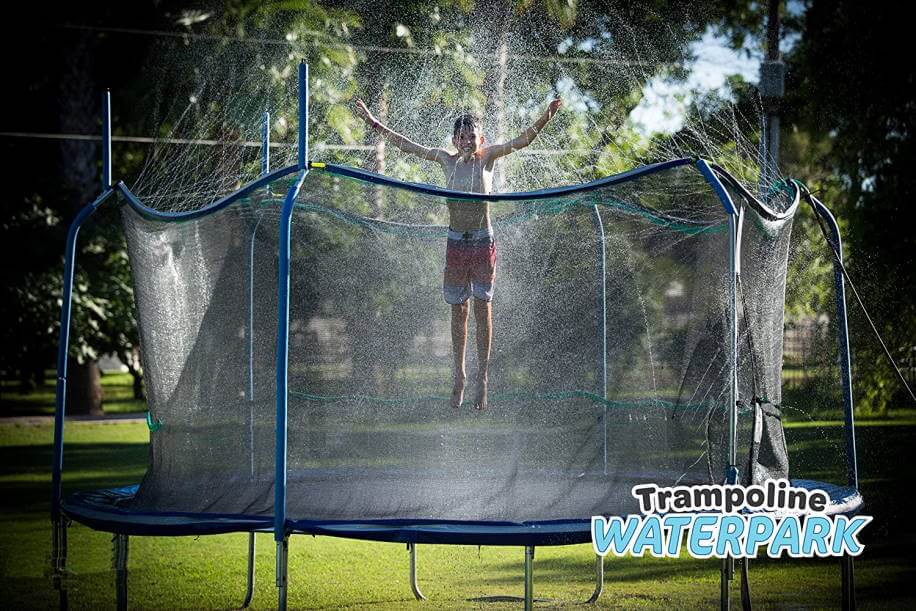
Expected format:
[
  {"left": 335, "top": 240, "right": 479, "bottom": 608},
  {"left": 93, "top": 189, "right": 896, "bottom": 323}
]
[
  {"left": 355, "top": 99, "right": 448, "bottom": 163},
  {"left": 485, "top": 98, "right": 562, "bottom": 161}
]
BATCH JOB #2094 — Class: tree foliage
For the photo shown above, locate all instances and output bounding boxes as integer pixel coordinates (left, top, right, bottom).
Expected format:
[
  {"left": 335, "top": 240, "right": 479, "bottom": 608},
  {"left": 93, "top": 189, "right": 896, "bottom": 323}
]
[
  {"left": 6, "top": 0, "right": 911, "bottom": 415},
  {"left": 779, "top": 0, "right": 915, "bottom": 413}
]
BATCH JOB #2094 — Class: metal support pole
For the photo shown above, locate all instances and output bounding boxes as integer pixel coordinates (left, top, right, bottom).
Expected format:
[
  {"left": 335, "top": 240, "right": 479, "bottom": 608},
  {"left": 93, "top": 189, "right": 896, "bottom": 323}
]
[
  {"left": 471, "top": 548, "right": 603, "bottom": 605},
  {"left": 52, "top": 517, "right": 69, "bottom": 609},
  {"left": 842, "top": 554, "right": 856, "bottom": 610},
  {"left": 276, "top": 537, "right": 289, "bottom": 611},
  {"left": 52, "top": 87, "right": 119, "bottom": 525},
  {"left": 114, "top": 534, "right": 129, "bottom": 611},
  {"left": 274, "top": 63, "right": 308, "bottom": 545},
  {"left": 273, "top": 169, "right": 307, "bottom": 541},
  {"left": 102, "top": 90, "right": 111, "bottom": 189},
  {"left": 524, "top": 546, "right": 534, "bottom": 611},
  {"left": 407, "top": 543, "right": 427, "bottom": 600},
  {"left": 274, "top": 64, "right": 308, "bottom": 611},
  {"left": 51, "top": 189, "right": 114, "bottom": 529},
  {"left": 241, "top": 532, "right": 256, "bottom": 608},
  {"left": 727, "top": 211, "right": 739, "bottom": 472},
  {"left": 247, "top": 111, "right": 271, "bottom": 479},
  {"left": 720, "top": 208, "right": 741, "bottom": 610},
  {"left": 696, "top": 160, "right": 741, "bottom": 611},
  {"left": 808, "top": 196, "right": 858, "bottom": 609},
  {"left": 261, "top": 111, "right": 270, "bottom": 177},
  {"left": 298, "top": 62, "right": 308, "bottom": 170},
  {"left": 808, "top": 199, "right": 858, "bottom": 489},
  {"left": 591, "top": 206, "right": 608, "bottom": 474},
  {"left": 585, "top": 554, "right": 604, "bottom": 604},
  {"left": 51, "top": 92, "right": 117, "bottom": 611},
  {"left": 248, "top": 210, "right": 261, "bottom": 478},
  {"left": 695, "top": 161, "right": 741, "bottom": 481}
]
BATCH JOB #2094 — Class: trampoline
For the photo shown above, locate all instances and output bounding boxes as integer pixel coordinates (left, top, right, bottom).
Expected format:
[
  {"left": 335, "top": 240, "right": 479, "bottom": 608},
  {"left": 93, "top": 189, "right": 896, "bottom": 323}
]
[{"left": 50, "top": 64, "right": 863, "bottom": 609}]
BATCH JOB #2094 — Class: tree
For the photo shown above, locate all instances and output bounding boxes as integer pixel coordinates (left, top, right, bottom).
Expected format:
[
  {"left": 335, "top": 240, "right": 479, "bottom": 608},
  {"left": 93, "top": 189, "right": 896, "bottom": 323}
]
[
  {"left": 2, "top": 2, "right": 184, "bottom": 412},
  {"left": 778, "top": 0, "right": 916, "bottom": 414},
  {"left": 676, "top": 0, "right": 915, "bottom": 414}
]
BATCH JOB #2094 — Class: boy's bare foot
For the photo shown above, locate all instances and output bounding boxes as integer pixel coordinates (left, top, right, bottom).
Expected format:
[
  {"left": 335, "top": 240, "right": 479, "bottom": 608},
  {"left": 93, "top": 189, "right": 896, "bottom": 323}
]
[
  {"left": 451, "top": 374, "right": 466, "bottom": 409},
  {"left": 474, "top": 374, "right": 488, "bottom": 411}
]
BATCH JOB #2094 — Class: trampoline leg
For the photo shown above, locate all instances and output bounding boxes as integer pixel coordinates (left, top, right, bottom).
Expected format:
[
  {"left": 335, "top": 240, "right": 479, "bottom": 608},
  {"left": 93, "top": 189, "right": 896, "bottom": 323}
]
[
  {"left": 407, "top": 543, "right": 427, "bottom": 601},
  {"left": 720, "top": 557, "right": 731, "bottom": 610},
  {"left": 585, "top": 554, "right": 604, "bottom": 604},
  {"left": 52, "top": 517, "right": 69, "bottom": 610},
  {"left": 114, "top": 534, "right": 129, "bottom": 611},
  {"left": 276, "top": 537, "right": 289, "bottom": 611},
  {"left": 841, "top": 554, "right": 856, "bottom": 610},
  {"left": 242, "top": 532, "right": 256, "bottom": 608},
  {"left": 524, "top": 546, "right": 534, "bottom": 611}
]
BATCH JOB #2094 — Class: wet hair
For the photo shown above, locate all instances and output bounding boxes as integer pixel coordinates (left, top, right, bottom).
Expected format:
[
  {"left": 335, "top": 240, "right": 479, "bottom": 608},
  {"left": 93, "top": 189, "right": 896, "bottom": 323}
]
[{"left": 453, "top": 113, "right": 482, "bottom": 136}]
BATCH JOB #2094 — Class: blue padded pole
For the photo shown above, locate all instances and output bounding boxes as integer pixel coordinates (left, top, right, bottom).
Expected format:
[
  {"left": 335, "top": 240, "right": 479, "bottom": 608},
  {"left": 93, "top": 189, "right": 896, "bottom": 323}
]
[
  {"left": 591, "top": 206, "right": 608, "bottom": 475},
  {"left": 697, "top": 159, "right": 741, "bottom": 607},
  {"left": 247, "top": 112, "right": 271, "bottom": 479},
  {"left": 298, "top": 62, "right": 308, "bottom": 170},
  {"left": 51, "top": 189, "right": 115, "bottom": 522},
  {"left": 696, "top": 159, "right": 739, "bottom": 217},
  {"left": 102, "top": 91, "right": 111, "bottom": 188},
  {"left": 261, "top": 111, "right": 271, "bottom": 178},
  {"left": 276, "top": 62, "right": 309, "bottom": 543},
  {"left": 274, "top": 170, "right": 306, "bottom": 541},
  {"left": 696, "top": 159, "right": 740, "bottom": 462},
  {"left": 810, "top": 199, "right": 858, "bottom": 489},
  {"left": 696, "top": 159, "right": 741, "bottom": 479},
  {"left": 251, "top": 111, "right": 271, "bottom": 400}
]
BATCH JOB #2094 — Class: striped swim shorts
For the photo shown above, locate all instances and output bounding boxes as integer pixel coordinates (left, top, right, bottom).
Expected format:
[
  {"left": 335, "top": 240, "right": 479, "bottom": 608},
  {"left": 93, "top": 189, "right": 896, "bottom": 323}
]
[{"left": 443, "top": 227, "right": 496, "bottom": 304}]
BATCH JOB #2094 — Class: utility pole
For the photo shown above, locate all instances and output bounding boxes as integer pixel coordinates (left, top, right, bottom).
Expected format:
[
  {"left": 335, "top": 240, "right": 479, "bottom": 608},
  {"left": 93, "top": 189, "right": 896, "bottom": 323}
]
[{"left": 759, "top": 0, "right": 784, "bottom": 201}]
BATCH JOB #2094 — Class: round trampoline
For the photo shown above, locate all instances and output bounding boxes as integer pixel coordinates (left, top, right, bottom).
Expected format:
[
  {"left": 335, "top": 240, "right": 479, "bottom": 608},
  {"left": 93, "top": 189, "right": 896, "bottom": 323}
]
[{"left": 50, "top": 65, "right": 864, "bottom": 609}]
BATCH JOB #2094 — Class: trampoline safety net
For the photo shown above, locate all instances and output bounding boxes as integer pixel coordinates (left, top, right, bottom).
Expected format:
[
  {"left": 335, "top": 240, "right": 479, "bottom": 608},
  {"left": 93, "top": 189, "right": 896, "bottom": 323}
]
[{"left": 121, "top": 162, "right": 794, "bottom": 524}]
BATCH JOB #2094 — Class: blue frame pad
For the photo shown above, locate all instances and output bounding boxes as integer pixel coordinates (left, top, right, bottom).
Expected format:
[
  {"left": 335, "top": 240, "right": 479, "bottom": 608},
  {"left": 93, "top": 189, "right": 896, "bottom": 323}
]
[{"left": 62, "top": 480, "right": 863, "bottom": 544}]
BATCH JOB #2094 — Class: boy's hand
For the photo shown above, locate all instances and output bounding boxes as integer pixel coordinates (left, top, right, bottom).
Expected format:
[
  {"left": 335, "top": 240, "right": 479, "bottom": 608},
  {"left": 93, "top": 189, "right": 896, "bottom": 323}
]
[
  {"left": 354, "top": 99, "right": 378, "bottom": 128},
  {"left": 547, "top": 97, "right": 563, "bottom": 119}
]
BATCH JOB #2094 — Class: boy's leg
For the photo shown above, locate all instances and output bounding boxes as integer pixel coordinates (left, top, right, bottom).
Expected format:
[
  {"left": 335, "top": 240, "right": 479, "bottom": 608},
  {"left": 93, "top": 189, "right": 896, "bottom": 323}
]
[
  {"left": 472, "top": 297, "right": 492, "bottom": 410},
  {"left": 451, "top": 302, "right": 470, "bottom": 408}
]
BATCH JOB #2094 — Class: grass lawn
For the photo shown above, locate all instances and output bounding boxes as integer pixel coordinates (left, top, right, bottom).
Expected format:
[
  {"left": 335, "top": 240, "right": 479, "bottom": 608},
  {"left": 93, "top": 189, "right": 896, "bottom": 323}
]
[{"left": 1, "top": 418, "right": 914, "bottom": 608}]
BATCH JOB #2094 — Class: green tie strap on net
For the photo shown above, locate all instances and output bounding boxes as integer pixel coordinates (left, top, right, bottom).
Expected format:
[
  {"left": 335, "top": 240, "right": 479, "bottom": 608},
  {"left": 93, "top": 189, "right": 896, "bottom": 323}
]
[{"left": 146, "top": 411, "right": 162, "bottom": 432}]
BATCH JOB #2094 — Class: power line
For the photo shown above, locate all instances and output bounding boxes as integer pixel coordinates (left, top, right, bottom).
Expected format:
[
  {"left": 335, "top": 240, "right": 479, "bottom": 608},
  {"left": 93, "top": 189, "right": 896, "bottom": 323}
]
[
  {"left": 0, "top": 131, "right": 595, "bottom": 155},
  {"left": 55, "top": 23, "right": 664, "bottom": 68},
  {"left": 0, "top": 130, "right": 364, "bottom": 149}
]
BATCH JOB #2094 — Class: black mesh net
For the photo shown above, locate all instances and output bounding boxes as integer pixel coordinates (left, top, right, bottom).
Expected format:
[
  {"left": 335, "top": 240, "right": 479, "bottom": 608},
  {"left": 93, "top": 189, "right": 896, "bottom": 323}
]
[{"left": 121, "top": 162, "right": 796, "bottom": 523}]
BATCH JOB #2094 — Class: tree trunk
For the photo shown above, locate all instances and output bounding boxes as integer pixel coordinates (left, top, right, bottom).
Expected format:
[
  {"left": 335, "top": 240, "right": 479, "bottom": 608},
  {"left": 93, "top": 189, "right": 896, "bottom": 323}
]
[
  {"left": 132, "top": 370, "right": 144, "bottom": 401},
  {"left": 18, "top": 369, "right": 35, "bottom": 394},
  {"left": 66, "top": 360, "right": 104, "bottom": 416},
  {"left": 118, "top": 347, "right": 145, "bottom": 400}
]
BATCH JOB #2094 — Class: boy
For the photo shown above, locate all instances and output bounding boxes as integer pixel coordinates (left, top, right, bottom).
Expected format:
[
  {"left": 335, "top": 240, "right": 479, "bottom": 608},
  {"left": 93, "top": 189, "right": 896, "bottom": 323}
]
[{"left": 355, "top": 97, "right": 562, "bottom": 410}]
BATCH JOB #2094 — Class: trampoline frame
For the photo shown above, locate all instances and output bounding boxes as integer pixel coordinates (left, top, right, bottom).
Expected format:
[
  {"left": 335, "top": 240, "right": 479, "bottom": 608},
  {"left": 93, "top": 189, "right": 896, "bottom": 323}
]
[{"left": 49, "top": 63, "right": 861, "bottom": 610}]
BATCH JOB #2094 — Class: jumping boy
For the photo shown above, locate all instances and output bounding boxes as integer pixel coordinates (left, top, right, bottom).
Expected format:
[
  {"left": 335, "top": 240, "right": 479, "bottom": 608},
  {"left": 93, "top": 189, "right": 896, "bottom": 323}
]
[{"left": 355, "top": 97, "right": 562, "bottom": 410}]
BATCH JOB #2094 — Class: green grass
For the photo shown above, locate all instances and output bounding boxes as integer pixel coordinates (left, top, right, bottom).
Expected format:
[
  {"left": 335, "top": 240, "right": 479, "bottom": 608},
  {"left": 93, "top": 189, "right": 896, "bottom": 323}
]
[
  {"left": 1, "top": 371, "right": 146, "bottom": 417},
  {"left": 1, "top": 419, "right": 915, "bottom": 608}
]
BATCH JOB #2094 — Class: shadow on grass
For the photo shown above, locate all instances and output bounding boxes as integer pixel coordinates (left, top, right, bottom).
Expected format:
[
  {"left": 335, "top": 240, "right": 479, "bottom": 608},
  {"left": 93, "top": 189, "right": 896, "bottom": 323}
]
[
  {"left": 0, "top": 442, "right": 147, "bottom": 514},
  {"left": 469, "top": 554, "right": 716, "bottom": 588},
  {"left": 786, "top": 424, "right": 916, "bottom": 542}
]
